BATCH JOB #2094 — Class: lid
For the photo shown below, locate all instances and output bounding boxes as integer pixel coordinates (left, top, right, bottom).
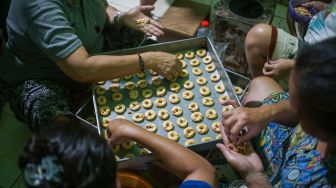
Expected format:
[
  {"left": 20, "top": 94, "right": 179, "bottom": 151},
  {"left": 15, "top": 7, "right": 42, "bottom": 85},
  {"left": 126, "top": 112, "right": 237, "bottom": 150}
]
[{"left": 201, "top": 20, "right": 209, "bottom": 28}]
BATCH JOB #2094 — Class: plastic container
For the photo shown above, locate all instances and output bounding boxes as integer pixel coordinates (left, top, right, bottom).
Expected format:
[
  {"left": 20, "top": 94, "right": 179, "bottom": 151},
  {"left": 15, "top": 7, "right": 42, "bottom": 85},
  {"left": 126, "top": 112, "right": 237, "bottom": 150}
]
[
  {"left": 119, "top": 172, "right": 153, "bottom": 188},
  {"left": 289, "top": 0, "right": 317, "bottom": 24},
  {"left": 197, "top": 20, "right": 210, "bottom": 37}
]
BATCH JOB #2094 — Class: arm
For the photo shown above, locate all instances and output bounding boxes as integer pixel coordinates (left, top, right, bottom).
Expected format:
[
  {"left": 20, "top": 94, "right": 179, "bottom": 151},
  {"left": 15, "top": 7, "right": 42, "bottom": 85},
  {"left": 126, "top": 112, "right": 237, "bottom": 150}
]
[
  {"left": 245, "top": 172, "right": 272, "bottom": 188},
  {"left": 56, "top": 46, "right": 181, "bottom": 82},
  {"left": 221, "top": 99, "right": 298, "bottom": 144},
  {"left": 107, "top": 119, "right": 216, "bottom": 187}
]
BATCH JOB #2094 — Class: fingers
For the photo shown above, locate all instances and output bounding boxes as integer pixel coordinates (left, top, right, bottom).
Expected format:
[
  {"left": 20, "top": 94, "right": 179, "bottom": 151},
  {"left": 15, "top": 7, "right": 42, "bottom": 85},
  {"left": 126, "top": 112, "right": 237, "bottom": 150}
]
[
  {"left": 229, "top": 120, "right": 246, "bottom": 144},
  {"left": 146, "top": 24, "right": 164, "bottom": 37},
  {"left": 216, "top": 143, "right": 237, "bottom": 161},
  {"left": 222, "top": 116, "right": 237, "bottom": 135},
  {"left": 221, "top": 99, "right": 239, "bottom": 108},
  {"left": 149, "top": 19, "right": 164, "bottom": 30},
  {"left": 139, "top": 5, "right": 155, "bottom": 12},
  {"left": 220, "top": 123, "right": 230, "bottom": 146}
]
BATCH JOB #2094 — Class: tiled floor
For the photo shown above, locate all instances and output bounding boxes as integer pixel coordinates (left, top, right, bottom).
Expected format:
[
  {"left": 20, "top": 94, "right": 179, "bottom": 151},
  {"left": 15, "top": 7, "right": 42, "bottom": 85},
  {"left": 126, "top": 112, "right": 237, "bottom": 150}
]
[{"left": 0, "top": 3, "right": 290, "bottom": 187}]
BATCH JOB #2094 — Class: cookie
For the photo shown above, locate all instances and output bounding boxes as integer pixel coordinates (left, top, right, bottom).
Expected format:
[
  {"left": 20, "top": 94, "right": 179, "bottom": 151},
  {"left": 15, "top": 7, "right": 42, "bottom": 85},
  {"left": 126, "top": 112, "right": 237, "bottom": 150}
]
[
  {"left": 215, "top": 84, "right": 225, "bottom": 94},
  {"left": 183, "top": 80, "right": 194, "bottom": 89},
  {"left": 182, "top": 90, "right": 194, "bottom": 100},
  {"left": 96, "top": 86, "right": 106, "bottom": 95},
  {"left": 184, "top": 127, "right": 196, "bottom": 139},
  {"left": 169, "top": 94, "right": 180, "bottom": 104},
  {"left": 132, "top": 113, "right": 144, "bottom": 123},
  {"left": 109, "top": 83, "right": 120, "bottom": 92},
  {"left": 152, "top": 76, "right": 162, "bottom": 86},
  {"left": 125, "top": 81, "right": 136, "bottom": 91},
  {"left": 112, "top": 144, "right": 120, "bottom": 153},
  {"left": 122, "top": 141, "right": 135, "bottom": 150},
  {"left": 97, "top": 96, "right": 107, "bottom": 105},
  {"left": 176, "top": 53, "right": 184, "bottom": 60},
  {"left": 185, "top": 51, "right": 195, "bottom": 59},
  {"left": 171, "top": 106, "right": 183, "bottom": 117},
  {"left": 181, "top": 60, "right": 187, "bottom": 68},
  {"left": 97, "top": 81, "right": 105, "bottom": 85},
  {"left": 216, "top": 134, "right": 222, "bottom": 139},
  {"left": 222, "top": 105, "right": 233, "bottom": 112},
  {"left": 129, "top": 101, "right": 141, "bottom": 111},
  {"left": 219, "top": 95, "right": 230, "bottom": 104},
  {"left": 111, "top": 78, "right": 121, "bottom": 83},
  {"left": 115, "top": 104, "right": 126, "bottom": 115},
  {"left": 188, "top": 102, "right": 199, "bottom": 112},
  {"left": 128, "top": 90, "right": 139, "bottom": 100},
  {"left": 142, "top": 99, "right": 153, "bottom": 109},
  {"left": 185, "top": 139, "right": 197, "bottom": 146},
  {"left": 149, "top": 69, "right": 158, "bottom": 76},
  {"left": 203, "top": 55, "right": 213, "bottom": 64},
  {"left": 206, "top": 109, "right": 218, "bottom": 120},
  {"left": 176, "top": 117, "right": 188, "bottom": 128},
  {"left": 123, "top": 74, "right": 133, "bottom": 80},
  {"left": 196, "top": 77, "right": 207, "bottom": 86},
  {"left": 137, "top": 79, "right": 148, "bottom": 89},
  {"left": 136, "top": 72, "right": 146, "bottom": 79},
  {"left": 210, "top": 73, "right": 220, "bottom": 82},
  {"left": 111, "top": 92, "right": 123, "bottom": 101},
  {"left": 190, "top": 59, "right": 200, "bottom": 67},
  {"left": 145, "top": 123, "right": 157, "bottom": 133},
  {"left": 202, "top": 97, "right": 215, "bottom": 107},
  {"left": 196, "top": 49, "right": 207, "bottom": 57},
  {"left": 234, "top": 86, "right": 243, "bottom": 95},
  {"left": 212, "top": 122, "right": 221, "bottom": 133},
  {"left": 201, "top": 137, "right": 213, "bottom": 143},
  {"left": 196, "top": 123, "right": 209, "bottom": 135},
  {"left": 167, "top": 131, "right": 179, "bottom": 142},
  {"left": 158, "top": 109, "right": 170, "bottom": 120},
  {"left": 145, "top": 110, "right": 156, "bottom": 121},
  {"left": 155, "top": 98, "right": 167, "bottom": 108},
  {"left": 200, "top": 86, "right": 211, "bottom": 96},
  {"left": 101, "top": 117, "right": 109, "bottom": 128},
  {"left": 156, "top": 86, "right": 166, "bottom": 97},
  {"left": 191, "top": 112, "right": 203, "bottom": 122},
  {"left": 180, "top": 69, "right": 189, "bottom": 78},
  {"left": 99, "top": 106, "right": 111, "bottom": 116},
  {"left": 142, "top": 89, "right": 153, "bottom": 99},
  {"left": 163, "top": 120, "right": 174, "bottom": 131},
  {"left": 205, "top": 63, "right": 216, "bottom": 73},
  {"left": 170, "top": 83, "right": 181, "bottom": 92},
  {"left": 192, "top": 67, "right": 202, "bottom": 76}
]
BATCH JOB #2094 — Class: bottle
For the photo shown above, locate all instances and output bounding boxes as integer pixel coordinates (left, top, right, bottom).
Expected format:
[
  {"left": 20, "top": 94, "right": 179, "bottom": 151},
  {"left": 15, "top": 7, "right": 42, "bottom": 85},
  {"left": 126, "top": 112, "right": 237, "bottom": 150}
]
[{"left": 197, "top": 20, "right": 210, "bottom": 37}]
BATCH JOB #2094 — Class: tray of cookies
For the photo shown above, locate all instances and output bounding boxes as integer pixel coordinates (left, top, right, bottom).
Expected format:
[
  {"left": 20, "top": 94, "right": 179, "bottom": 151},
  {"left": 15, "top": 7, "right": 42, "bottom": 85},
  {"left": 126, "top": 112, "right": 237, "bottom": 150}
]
[{"left": 91, "top": 37, "right": 249, "bottom": 162}]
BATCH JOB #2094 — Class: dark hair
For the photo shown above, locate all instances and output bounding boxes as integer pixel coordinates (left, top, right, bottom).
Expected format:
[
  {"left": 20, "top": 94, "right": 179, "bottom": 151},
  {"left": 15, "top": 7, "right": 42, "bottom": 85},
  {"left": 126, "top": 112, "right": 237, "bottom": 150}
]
[
  {"left": 18, "top": 117, "right": 117, "bottom": 187},
  {"left": 294, "top": 37, "right": 336, "bottom": 139}
]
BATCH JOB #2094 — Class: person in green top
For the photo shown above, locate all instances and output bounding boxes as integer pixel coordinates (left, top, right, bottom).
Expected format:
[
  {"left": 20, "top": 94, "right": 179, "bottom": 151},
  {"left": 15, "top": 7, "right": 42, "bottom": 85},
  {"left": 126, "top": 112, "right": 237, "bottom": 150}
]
[{"left": 0, "top": 0, "right": 182, "bottom": 131}]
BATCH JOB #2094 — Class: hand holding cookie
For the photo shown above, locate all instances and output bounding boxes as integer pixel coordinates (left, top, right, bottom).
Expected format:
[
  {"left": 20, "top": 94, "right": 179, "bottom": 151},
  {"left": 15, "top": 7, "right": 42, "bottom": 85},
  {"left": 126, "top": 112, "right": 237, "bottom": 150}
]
[
  {"left": 142, "top": 51, "right": 183, "bottom": 80},
  {"left": 120, "top": 6, "right": 164, "bottom": 37}
]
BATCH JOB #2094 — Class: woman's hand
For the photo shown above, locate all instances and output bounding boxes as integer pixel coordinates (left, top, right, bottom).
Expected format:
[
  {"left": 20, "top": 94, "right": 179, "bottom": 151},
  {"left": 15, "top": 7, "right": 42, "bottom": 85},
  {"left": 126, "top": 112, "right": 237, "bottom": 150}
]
[
  {"left": 142, "top": 51, "right": 182, "bottom": 80},
  {"left": 216, "top": 141, "right": 264, "bottom": 179},
  {"left": 120, "top": 6, "right": 164, "bottom": 37},
  {"left": 106, "top": 119, "right": 139, "bottom": 145},
  {"left": 262, "top": 59, "right": 295, "bottom": 80},
  {"left": 221, "top": 100, "right": 271, "bottom": 144},
  {"left": 302, "top": 1, "right": 329, "bottom": 12}
]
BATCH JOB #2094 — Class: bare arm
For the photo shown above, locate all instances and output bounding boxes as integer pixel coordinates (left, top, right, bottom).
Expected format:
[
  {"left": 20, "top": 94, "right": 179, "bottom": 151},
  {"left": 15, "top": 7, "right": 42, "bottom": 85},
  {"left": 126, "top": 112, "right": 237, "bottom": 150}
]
[
  {"left": 107, "top": 119, "right": 216, "bottom": 187},
  {"left": 56, "top": 46, "right": 181, "bottom": 83},
  {"left": 266, "top": 100, "right": 297, "bottom": 126},
  {"left": 245, "top": 172, "right": 272, "bottom": 188}
]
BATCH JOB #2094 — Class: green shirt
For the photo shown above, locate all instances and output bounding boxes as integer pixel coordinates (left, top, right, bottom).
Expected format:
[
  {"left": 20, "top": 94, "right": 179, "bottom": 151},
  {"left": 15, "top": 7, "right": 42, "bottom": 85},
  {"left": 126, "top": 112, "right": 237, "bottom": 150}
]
[{"left": 0, "top": 0, "right": 106, "bottom": 83}]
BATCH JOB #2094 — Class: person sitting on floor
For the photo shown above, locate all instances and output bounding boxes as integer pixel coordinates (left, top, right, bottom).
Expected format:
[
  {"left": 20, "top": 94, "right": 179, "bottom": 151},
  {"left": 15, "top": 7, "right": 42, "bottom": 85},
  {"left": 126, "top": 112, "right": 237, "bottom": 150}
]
[
  {"left": 19, "top": 117, "right": 215, "bottom": 188},
  {"left": 245, "top": 0, "right": 336, "bottom": 84},
  {"left": 217, "top": 37, "right": 336, "bottom": 187}
]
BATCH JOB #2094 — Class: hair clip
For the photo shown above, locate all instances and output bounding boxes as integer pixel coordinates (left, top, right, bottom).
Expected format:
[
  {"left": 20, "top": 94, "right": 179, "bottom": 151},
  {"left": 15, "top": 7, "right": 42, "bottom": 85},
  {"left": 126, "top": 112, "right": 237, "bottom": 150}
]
[{"left": 24, "top": 155, "right": 63, "bottom": 186}]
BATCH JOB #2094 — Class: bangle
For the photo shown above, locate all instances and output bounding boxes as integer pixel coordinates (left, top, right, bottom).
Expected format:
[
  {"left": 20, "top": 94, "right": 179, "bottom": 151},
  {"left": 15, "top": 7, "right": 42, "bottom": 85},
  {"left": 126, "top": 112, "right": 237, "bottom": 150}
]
[
  {"left": 137, "top": 52, "right": 145, "bottom": 72},
  {"left": 113, "top": 11, "right": 123, "bottom": 25}
]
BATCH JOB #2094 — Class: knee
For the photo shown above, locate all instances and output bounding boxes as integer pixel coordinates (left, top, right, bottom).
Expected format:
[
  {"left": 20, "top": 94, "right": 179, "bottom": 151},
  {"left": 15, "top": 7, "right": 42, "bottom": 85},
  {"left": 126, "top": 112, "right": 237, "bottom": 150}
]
[
  {"left": 245, "top": 24, "right": 273, "bottom": 54},
  {"left": 249, "top": 76, "right": 278, "bottom": 90}
]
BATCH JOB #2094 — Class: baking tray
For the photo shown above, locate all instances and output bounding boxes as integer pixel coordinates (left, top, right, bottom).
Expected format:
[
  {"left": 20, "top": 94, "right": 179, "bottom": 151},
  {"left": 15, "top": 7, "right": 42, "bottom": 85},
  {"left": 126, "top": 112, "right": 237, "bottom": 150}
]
[{"left": 90, "top": 37, "right": 250, "bottom": 164}]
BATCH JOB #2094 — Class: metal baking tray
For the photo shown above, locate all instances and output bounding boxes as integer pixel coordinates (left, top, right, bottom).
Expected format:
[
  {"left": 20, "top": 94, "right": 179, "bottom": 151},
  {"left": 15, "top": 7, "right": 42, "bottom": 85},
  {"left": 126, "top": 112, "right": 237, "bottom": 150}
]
[{"left": 87, "top": 37, "right": 250, "bottom": 164}]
